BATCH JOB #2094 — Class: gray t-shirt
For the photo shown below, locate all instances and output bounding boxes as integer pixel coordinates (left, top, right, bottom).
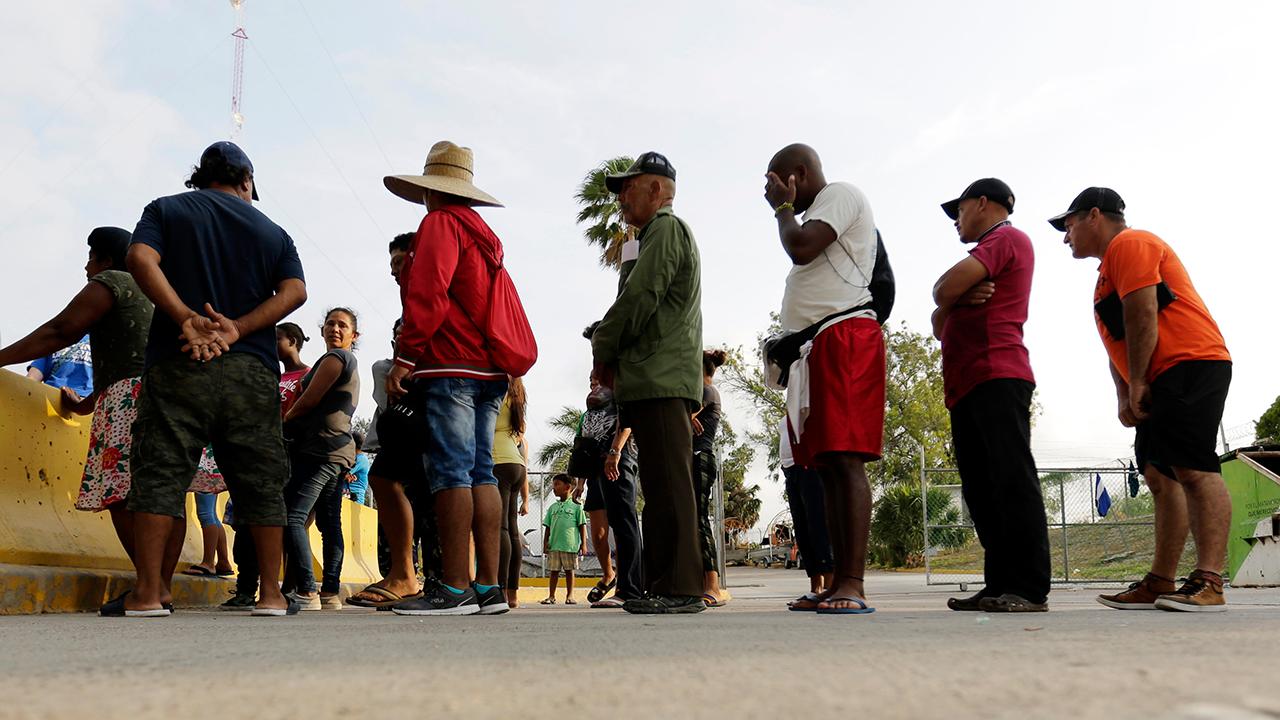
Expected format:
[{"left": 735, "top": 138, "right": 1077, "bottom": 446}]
[
  {"left": 290, "top": 348, "right": 360, "bottom": 467},
  {"left": 362, "top": 358, "right": 393, "bottom": 453},
  {"left": 693, "top": 384, "right": 721, "bottom": 455}
]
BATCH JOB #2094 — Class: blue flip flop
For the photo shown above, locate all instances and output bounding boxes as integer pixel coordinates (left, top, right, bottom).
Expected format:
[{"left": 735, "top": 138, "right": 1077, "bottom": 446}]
[{"left": 815, "top": 596, "right": 875, "bottom": 615}]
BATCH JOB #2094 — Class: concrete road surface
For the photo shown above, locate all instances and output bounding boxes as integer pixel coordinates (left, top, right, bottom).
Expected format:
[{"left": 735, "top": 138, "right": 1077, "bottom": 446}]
[{"left": 1, "top": 568, "right": 1277, "bottom": 720}]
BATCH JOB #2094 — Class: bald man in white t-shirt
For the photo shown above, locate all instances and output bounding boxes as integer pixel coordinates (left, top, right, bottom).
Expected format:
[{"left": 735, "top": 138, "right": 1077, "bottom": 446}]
[{"left": 764, "top": 143, "right": 885, "bottom": 615}]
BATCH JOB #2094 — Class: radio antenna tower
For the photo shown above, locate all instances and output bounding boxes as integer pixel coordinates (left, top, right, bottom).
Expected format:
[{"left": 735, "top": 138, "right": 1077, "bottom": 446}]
[{"left": 230, "top": 0, "right": 248, "bottom": 138}]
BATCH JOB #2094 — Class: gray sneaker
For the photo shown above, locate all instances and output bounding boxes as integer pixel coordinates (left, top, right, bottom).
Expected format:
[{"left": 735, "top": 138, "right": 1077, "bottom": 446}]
[{"left": 392, "top": 584, "right": 480, "bottom": 616}]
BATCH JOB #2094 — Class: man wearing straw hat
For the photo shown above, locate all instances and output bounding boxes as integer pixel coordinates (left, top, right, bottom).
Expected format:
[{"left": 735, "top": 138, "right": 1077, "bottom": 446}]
[{"left": 383, "top": 141, "right": 523, "bottom": 616}]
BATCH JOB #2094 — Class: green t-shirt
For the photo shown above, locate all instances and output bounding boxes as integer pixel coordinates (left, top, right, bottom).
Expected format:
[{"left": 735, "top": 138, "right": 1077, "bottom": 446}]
[
  {"left": 88, "top": 270, "right": 154, "bottom": 390},
  {"left": 543, "top": 498, "right": 586, "bottom": 553}
]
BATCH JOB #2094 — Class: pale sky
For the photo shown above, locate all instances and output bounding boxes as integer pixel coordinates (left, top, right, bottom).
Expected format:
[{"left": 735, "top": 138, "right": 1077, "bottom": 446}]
[{"left": 3, "top": 1, "right": 1276, "bottom": 532}]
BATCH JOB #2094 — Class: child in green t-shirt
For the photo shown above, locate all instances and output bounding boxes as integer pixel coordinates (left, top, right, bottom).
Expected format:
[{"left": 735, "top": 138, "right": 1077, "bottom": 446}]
[{"left": 541, "top": 473, "right": 588, "bottom": 604}]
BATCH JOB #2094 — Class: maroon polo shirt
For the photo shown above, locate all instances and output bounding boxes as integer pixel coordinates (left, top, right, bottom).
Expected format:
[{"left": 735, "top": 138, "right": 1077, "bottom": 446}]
[{"left": 940, "top": 221, "right": 1036, "bottom": 408}]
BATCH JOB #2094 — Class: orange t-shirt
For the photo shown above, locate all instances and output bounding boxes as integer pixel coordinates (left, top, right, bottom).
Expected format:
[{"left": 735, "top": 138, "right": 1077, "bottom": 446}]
[{"left": 1093, "top": 229, "right": 1230, "bottom": 384}]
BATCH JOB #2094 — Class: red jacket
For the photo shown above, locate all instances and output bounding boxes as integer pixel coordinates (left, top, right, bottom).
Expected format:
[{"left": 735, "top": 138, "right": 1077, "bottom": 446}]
[{"left": 394, "top": 205, "right": 504, "bottom": 380}]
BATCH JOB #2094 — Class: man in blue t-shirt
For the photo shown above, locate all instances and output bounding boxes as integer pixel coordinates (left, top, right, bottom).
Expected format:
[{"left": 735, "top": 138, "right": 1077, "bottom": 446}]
[{"left": 113, "top": 141, "right": 307, "bottom": 619}]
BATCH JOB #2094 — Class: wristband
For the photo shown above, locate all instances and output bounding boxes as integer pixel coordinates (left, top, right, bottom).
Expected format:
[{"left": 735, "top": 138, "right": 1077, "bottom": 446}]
[
  {"left": 607, "top": 448, "right": 620, "bottom": 457},
  {"left": 773, "top": 201, "right": 795, "bottom": 216}
]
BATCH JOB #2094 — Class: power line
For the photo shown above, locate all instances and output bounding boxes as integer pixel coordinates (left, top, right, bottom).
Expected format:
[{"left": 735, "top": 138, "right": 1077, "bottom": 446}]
[
  {"left": 0, "top": 13, "right": 153, "bottom": 179},
  {"left": 293, "top": 0, "right": 396, "bottom": 170},
  {"left": 247, "top": 39, "right": 388, "bottom": 240},
  {"left": 0, "top": 36, "right": 232, "bottom": 235},
  {"left": 265, "top": 194, "right": 395, "bottom": 330}
]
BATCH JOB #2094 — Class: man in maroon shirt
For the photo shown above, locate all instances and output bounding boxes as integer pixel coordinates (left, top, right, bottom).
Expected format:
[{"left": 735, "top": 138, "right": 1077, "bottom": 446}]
[{"left": 932, "top": 178, "right": 1050, "bottom": 613}]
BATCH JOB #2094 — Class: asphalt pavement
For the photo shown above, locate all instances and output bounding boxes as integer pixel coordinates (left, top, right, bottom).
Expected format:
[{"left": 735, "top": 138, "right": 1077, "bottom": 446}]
[{"left": 1, "top": 568, "right": 1277, "bottom": 720}]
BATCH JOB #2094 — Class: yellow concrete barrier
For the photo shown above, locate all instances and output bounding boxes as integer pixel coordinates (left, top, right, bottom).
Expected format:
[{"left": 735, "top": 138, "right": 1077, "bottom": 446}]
[{"left": 0, "top": 369, "right": 378, "bottom": 613}]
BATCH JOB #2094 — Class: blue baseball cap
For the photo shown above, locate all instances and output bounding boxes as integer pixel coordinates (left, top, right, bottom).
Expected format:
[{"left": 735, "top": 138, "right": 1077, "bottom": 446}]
[{"left": 199, "top": 141, "right": 259, "bottom": 200}]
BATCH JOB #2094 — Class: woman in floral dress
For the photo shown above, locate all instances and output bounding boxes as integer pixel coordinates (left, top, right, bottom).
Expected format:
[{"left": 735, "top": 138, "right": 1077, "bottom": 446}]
[{"left": 0, "top": 227, "right": 223, "bottom": 612}]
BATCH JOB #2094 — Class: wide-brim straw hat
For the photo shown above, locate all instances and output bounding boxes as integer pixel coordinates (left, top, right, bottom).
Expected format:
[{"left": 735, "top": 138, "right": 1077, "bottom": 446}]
[{"left": 384, "top": 141, "right": 503, "bottom": 208}]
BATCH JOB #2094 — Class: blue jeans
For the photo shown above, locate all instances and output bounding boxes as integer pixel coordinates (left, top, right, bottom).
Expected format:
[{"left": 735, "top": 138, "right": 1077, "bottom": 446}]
[
  {"left": 421, "top": 377, "right": 508, "bottom": 494},
  {"left": 194, "top": 492, "right": 221, "bottom": 528},
  {"left": 283, "top": 457, "right": 346, "bottom": 594}
]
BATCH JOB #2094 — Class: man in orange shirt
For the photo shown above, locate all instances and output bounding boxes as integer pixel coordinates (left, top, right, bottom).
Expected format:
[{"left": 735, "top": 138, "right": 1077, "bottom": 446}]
[{"left": 1051, "top": 188, "right": 1232, "bottom": 612}]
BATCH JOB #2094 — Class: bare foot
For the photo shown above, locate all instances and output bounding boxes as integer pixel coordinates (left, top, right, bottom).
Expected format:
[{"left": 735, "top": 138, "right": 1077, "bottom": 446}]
[{"left": 816, "top": 577, "right": 867, "bottom": 611}]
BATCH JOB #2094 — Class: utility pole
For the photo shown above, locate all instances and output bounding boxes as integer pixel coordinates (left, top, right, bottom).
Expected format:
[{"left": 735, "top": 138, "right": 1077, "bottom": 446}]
[{"left": 230, "top": 0, "right": 247, "bottom": 138}]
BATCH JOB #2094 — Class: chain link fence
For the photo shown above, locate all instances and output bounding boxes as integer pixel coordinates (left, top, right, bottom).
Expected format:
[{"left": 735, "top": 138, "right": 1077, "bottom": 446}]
[
  {"left": 518, "top": 462, "right": 728, "bottom": 582},
  {"left": 922, "top": 465, "right": 1196, "bottom": 587}
]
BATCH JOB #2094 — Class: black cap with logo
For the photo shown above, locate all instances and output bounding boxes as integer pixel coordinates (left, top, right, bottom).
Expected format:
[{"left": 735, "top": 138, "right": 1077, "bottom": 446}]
[
  {"left": 604, "top": 152, "right": 676, "bottom": 193},
  {"left": 940, "top": 178, "right": 1015, "bottom": 220},
  {"left": 1047, "top": 187, "right": 1125, "bottom": 231}
]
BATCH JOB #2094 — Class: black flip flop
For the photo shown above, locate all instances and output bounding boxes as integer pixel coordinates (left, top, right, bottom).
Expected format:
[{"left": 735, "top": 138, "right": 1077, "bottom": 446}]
[
  {"left": 181, "top": 565, "right": 216, "bottom": 577},
  {"left": 587, "top": 578, "right": 617, "bottom": 604}
]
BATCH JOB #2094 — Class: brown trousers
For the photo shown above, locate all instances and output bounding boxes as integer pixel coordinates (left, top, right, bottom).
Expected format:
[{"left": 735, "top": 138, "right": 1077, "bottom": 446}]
[{"left": 622, "top": 398, "right": 703, "bottom": 598}]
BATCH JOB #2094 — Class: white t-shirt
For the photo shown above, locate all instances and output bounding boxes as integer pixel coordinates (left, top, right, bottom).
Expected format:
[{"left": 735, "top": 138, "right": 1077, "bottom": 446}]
[
  {"left": 779, "top": 181, "right": 878, "bottom": 332},
  {"left": 779, "top": 416, "right": 794, "bottom": 469}
]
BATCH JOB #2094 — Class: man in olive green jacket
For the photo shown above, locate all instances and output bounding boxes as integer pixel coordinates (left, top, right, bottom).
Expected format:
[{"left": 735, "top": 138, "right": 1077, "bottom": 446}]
[{"left": 591, "top": 151, "right": 705, "bottom": 614}]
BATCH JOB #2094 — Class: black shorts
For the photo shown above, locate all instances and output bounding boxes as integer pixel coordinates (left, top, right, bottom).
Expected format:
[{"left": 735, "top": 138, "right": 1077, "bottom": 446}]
[
  {"left": 369, "top": 444, "right": 428, "bottom": 491},
  {"left": 583, "top": 473, "right": 606, "bottom": 513},
  {"left": 129, "top": 354, "right": 288, "bottom": 526},
  {"left": 1136, "top": 360, "right": 1231, "bottom": 477}
]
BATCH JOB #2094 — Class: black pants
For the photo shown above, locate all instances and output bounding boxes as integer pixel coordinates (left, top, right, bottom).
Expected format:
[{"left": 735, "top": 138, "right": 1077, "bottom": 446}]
[
  {"left": 693, "top": 452, "right": 719, "bottom": 573},
  {"left": 494, "top": 463, "right": 526, "bottom": 591},
  {"left": 950, "top": 378, "right": 1051, "bottom": 603},
  {"left": 597, "top": 450, "right": 644, "bottom": 600},
  {"left": 622, "top": 398, "right": 703, "bottom": 598},
  {"left": 233, "top": 525, "right": 258, "bottom": 597},
  {"left": 783, "top": 465, "right": 833, "bottom": 578}
]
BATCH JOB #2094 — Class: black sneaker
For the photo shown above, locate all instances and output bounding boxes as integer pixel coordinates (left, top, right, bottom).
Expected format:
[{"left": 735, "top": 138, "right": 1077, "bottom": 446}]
[
  {"left": 978, "top": 593, "right": 1049, "bottom": 613},
  {"left": 622, "top": 595, "right": 706, "bottom": 615},
  {"left": 392, "top": 584, "right": 480, "bottom": 616},
  {"left": 473, "top": 584, "right": 510, "bottom": 615},
  {"left": 947, "top": 590, "right": 995, "bottom": 611},
  {"left": 220, "top": 591, "right": 257, "bottom": 611}
]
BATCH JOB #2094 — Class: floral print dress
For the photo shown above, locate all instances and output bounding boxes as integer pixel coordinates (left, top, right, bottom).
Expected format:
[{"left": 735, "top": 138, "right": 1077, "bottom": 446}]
[{"left": 76, "top": 377, "right": 224, "bottom": 511}]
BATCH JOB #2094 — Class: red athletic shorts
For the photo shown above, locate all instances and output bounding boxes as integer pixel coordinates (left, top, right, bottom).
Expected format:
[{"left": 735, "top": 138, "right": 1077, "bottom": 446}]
[{"left": 791, "top": 316, "right": 885, "bottom": 467}]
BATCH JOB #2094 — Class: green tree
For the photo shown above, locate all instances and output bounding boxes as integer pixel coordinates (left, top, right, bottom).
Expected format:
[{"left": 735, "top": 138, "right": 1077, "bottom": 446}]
[
  {"left": 715, "top": 420, "right": 762, "bottom": 545},
  {"left": 718, "top": 314, "right": 786, "bottom": 473},
  {"left": 869, "top": 484, "right": 971, "bottom": 567},
  {"left": 878, "top": 322, "right": 953, "bottom": 488},
  {"left": 1257, "top": 395, "right": 1280, "bottom": 444},
  {"left": 574, "top": 156, "right": 635, "bottom": 269},
  {"left": 534, "top": 405, "right": 582, "bottom": 496}
]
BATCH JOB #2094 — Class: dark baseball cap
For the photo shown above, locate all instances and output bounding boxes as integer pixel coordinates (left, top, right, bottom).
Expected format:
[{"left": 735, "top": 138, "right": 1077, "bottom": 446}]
[
  {"left": 200, "top": 141, "right": 259, "bottom": 200},
  {"left": 941, "top": 178, "right": 1015, "bottom": 220},
  {"left": 1047, "top": 187, "right": 1125, "bottom": 231},
  {"left": 604, "top": 151, "right": 676, "bottom": 193}
]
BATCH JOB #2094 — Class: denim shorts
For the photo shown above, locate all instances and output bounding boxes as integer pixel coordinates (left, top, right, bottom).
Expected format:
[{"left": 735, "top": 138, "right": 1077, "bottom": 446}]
[{"left": 421, "top": 377, "right": 508, "bottom": 494}]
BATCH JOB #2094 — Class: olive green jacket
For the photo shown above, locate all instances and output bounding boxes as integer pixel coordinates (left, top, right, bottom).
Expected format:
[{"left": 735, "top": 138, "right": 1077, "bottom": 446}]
[{"left": 592, "top": 206, "right": 703, "bottom": 404}]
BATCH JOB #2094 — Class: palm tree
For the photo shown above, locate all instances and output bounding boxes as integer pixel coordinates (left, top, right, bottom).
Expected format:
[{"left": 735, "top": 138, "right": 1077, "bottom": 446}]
[
  {"left": 534, "top": 405, "right": 583, "bottom": 496},
  {"left": 575, "top": 156, "right": 635, "bottom": 269}
]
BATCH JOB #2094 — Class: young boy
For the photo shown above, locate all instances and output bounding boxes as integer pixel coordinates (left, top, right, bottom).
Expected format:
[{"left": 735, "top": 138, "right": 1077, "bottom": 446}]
[{"left": 541, "top": 473, "right": 588, "bottom": 605}]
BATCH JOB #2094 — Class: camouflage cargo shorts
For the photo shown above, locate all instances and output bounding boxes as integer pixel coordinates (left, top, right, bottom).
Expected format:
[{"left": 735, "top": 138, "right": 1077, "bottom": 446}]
[{"left": 128, "top": 353, "right": 288, "bottom": 526}]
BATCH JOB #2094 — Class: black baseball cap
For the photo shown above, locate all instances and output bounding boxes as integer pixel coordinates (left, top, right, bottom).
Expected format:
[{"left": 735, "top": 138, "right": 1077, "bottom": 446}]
[
  {"left": 941, "top": 178, "right": 1015, "bottom": 220},
  {"left": 1048, "top": 187, "right": 1125, "bottom": 231},
  {"left": 199, "top": 141, "right": 259, "bottom": 200},
  {"left": 604, "top": 151, "right": 676, "bottom": 193}
]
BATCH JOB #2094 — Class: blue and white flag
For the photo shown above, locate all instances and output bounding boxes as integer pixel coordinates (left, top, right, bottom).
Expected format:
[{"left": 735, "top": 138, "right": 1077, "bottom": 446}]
[{"left": 1095, "top": 473, "right": 1112, "bottom": 517}]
